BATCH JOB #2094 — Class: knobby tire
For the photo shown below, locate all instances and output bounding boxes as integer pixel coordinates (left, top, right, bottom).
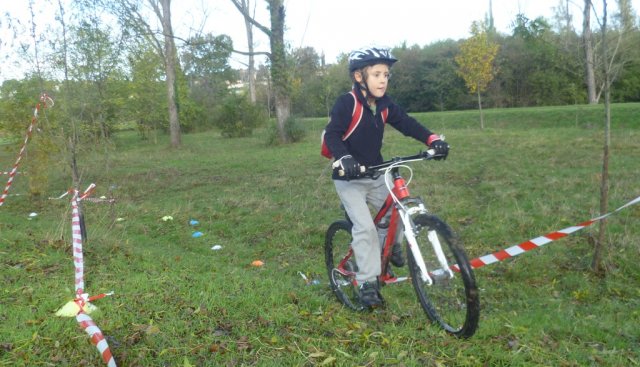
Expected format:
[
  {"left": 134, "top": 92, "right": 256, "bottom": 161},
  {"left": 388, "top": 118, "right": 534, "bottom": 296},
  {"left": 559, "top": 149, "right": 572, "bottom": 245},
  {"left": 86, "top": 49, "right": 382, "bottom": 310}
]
[
  {"left": 324, "top": 220, "right": 363, "bottom": 311},
  {"left": 407, "top": 214, "right": 480, "bottom": 338}
]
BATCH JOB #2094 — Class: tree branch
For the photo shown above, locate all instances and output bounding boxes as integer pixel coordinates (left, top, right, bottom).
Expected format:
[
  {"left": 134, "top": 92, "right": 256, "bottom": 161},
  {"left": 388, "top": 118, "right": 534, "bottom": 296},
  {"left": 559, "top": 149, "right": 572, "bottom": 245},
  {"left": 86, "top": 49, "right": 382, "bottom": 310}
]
[
  {"left": 229, "top": 0, "right": 271, "bottom": 36},
  {"left": 232, "top": 48, "right": 271, "bottom": 58}
]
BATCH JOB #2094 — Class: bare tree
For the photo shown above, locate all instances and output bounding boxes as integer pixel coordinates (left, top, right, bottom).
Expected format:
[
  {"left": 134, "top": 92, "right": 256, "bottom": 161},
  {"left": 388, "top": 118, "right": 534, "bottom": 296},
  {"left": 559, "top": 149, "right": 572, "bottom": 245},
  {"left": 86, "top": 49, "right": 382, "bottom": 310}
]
[
  {"left": 592, "top": 0, "right": 611, "bottom": 274},
  {"left": 553, "top": 0, "right": 575, "bottom": 45},
  {"left": 231, "top": 0, "right": 291, "bottom": 143},
  {"left": 591, "top": 0, "right": 635, "bottom": 274},
  {"left": 152, "top": 0, "right": 181, "bottom": 148},
  {"left": 583, "top": 0, "right": 598, "bottom": 104},
  {"left": 237, "top": 0, "right": 257, "bottom": 103}
]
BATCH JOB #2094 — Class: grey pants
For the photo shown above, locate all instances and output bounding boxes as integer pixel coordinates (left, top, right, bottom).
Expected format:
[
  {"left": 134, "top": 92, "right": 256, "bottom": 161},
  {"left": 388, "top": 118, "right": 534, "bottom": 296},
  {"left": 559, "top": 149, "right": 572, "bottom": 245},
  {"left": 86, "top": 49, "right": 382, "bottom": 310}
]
[{"left": 334, "top": 177, "right": 390, "bottom": 283}]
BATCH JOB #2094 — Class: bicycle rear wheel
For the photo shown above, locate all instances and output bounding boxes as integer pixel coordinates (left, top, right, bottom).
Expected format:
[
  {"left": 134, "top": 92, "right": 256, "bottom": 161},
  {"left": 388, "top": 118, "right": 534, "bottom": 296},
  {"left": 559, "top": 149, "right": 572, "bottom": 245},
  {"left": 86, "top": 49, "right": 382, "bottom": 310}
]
[
  {"left": 407, "top": 214, "right": 479, "bottom": 338},
  {"left": 324, "top": 220, "right": 363, "bottom": 311}
]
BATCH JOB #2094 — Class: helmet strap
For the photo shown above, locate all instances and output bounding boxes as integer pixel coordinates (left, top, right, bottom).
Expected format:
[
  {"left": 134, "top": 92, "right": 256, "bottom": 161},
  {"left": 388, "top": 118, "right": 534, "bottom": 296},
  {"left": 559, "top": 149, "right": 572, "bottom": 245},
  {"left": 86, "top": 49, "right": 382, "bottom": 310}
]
[
  {"left": 354, "top": 69, "right": 375, "bottom": 103},
  {"left": 354, "top": 81, "right": 374, "bottom": 104}
]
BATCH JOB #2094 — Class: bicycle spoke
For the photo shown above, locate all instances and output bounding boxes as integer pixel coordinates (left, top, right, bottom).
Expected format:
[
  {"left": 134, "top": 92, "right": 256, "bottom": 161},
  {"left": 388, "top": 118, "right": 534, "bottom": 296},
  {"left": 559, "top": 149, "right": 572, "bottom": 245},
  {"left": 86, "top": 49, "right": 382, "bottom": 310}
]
[
  {"left": 325, "top": 220, "right": 363, "bottom": 311},
  {"left": 408, "top": 214, "right": 479, "bottom": 338}
]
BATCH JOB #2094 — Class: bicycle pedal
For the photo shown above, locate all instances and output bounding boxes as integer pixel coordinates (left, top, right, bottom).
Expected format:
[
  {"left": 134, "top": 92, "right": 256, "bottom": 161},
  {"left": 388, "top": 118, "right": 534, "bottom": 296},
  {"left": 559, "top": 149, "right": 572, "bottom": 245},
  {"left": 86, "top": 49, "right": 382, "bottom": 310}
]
[{"left": 381, "top": 276, "right": 398, "bottom": 285}]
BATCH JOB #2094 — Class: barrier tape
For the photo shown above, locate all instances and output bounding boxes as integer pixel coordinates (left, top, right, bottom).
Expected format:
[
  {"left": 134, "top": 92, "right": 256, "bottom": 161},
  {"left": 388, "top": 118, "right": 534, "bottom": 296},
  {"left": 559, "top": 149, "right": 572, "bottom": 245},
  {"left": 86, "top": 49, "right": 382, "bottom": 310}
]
[
  {"left": 0, "top": 93, "right": 53, "bottom": 207},
  {"left": 66, "top": 185, "right": 117, "bottom": 366},
  {"left": 82, "top": 197, "right": 116, "bottom": 204},
  {"left": 467, "top": 195, "right": 640, "bottom": 270},
  {"left": 77, "top": 313, "right": 116, "bottom": 367}
]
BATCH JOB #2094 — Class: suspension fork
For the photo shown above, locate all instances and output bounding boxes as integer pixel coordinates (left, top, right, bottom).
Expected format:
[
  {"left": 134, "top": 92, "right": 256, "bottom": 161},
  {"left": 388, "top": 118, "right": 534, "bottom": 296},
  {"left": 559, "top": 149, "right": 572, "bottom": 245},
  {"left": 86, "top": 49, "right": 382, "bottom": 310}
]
[
  {"left": 389, "top": 168, "right": 454, "bottom": 283},
  {"left": 398, "top": 206, "right": 454, "bottom": 286},
  {"left": 399, "top": 205, "right": 433, "bottom": 284},
  {"left": 401, "top": 203, "right": 455, "bottom": 282},
  {"left": 427, "top": 229, "right": 455, "bottom": 280}
]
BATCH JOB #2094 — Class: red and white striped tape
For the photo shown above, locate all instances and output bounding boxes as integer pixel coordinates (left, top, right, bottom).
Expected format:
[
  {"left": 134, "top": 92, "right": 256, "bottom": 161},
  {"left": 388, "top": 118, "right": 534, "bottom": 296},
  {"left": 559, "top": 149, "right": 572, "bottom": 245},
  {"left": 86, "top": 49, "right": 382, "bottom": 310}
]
[
  {"left": 0, "top": 94, "right": 52, "bottom": 207},
  {"left": 69, "top": 185, "right": 116, "bottom": 366},
  {"left": 71, "top": 189, "right": 86, "bottom": 294},
  {"left": 467, "top": 195, "right": 640, "bottom": 270},
  {"left": 76, "top": 313, "right": 116, "bottom": 367}
]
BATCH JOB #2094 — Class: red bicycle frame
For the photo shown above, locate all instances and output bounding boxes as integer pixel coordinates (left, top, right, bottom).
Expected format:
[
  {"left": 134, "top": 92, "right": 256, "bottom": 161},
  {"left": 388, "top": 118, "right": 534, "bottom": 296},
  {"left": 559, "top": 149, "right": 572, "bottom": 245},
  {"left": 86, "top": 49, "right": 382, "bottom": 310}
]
[{"left": 337, "top": 167, "right": 412, "bottom": 285}]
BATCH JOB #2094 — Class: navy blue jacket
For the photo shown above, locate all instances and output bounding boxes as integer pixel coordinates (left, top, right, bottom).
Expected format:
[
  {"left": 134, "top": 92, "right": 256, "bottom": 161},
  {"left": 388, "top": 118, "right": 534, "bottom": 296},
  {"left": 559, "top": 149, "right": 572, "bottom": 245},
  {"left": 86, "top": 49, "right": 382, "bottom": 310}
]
[{"left": 325, "top": 89, "right": 434, "bottom": 180}]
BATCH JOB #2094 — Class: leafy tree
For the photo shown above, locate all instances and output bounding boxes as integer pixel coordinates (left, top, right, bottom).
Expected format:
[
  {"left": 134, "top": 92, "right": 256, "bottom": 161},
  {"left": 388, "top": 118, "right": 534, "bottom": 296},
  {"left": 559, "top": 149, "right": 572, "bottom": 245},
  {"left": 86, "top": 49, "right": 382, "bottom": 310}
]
[
  {"left": 609, "top": 0, "right": 640, "bottom": 101},
  {"left": 391, "top": 41, "right": 467, "bottom": 112},
  {"left": 455, "top": 21, "right": 499, "bottom": 128},
  {"left": 63, "top": 17, "right": 127, "bottom": 139},
  {"left": 181, "top": 33, "right": 236, "bottom": 129},
  {"left": 500, "top": 15, "right": 581, "bottom": 107},
  {"left": 423, "top": 41, "right": 469, "bottom": 111},
  {"left": 92, "top": 0, "right": 183, "bottom": 147},
  {"left": 319, "top": 54, "right": 351, "bottom": 116},
  {"left": 127, "top": 46, "right": 167, "bottom": 141},
  {"left": 0, "top": 77, "right": 60, "bottom": 199},
  {"left": 389, "top": 45, "right": 430, "bottom": 112},
  {"left": 290, "top": 47, "right": 325, "bottom": 117}
]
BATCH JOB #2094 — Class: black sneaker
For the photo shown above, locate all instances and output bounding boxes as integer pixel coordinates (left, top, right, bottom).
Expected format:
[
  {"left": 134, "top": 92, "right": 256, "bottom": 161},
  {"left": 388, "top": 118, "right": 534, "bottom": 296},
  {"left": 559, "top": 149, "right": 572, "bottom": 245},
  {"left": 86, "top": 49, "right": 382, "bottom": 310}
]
[
  {"left": 390, "top": 242, "right": 405, "bottom": 267},
  {"left": 358, "top": 281, "right": 383, "bottom": 309}
]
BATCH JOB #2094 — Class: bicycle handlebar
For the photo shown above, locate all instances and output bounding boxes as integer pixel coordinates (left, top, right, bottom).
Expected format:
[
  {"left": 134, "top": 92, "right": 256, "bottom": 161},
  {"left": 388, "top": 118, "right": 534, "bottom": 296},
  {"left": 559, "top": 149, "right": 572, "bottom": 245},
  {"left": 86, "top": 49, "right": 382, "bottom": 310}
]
[{"left": 336, "top": 149, "right": 439, "bottom": 177}]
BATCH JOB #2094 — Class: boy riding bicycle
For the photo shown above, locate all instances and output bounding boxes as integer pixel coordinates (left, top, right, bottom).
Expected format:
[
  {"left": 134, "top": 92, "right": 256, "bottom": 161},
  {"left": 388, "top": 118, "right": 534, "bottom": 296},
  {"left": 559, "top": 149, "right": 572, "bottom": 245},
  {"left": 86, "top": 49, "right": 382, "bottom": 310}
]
[{"left": 323, "top": 47, "right": 449, "bottom": 309}]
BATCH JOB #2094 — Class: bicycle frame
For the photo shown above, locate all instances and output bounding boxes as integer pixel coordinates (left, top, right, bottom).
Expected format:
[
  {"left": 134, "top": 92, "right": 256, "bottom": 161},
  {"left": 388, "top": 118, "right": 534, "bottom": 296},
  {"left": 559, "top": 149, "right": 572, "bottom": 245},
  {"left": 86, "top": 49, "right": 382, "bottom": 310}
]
[
  {"left": 376, "top": 164, "right": 437, "bottom": 286},
  {"left": 335, "top": 152, "right": 455, "bottom": 286}
]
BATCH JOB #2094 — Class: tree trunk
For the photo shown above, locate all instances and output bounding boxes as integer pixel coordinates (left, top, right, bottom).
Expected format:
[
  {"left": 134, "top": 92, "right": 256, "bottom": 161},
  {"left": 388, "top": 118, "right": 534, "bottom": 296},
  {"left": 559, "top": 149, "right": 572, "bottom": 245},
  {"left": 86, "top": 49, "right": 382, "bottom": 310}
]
[
  {"left": 593, "top": 91, "right": 610, "bottom": 274},
  {"left": 268, "top": 0, "right": 290, "bottom": 143},
  {"left": 241, "top": 0, "right": 257, "bottom": 103},
  {"left": 583, "top": 0, "right": 598, "bottom": 104},
  {"left": 158, "top": 0, "right": 181, "bottom": 148},
  {"left": 592, "top": 0, "right": 610, "bottom": 275},
  {"left": 477, "top": 89, "right": 484, "bottom": 130}
]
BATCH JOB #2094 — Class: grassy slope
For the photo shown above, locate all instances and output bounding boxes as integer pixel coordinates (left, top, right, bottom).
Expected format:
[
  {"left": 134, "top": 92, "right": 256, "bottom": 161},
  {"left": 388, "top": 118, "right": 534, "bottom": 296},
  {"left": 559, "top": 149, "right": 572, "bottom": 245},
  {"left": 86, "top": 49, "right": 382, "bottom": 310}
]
[{"left": 1, "top": 103, "right": 639, "bottom": 366}]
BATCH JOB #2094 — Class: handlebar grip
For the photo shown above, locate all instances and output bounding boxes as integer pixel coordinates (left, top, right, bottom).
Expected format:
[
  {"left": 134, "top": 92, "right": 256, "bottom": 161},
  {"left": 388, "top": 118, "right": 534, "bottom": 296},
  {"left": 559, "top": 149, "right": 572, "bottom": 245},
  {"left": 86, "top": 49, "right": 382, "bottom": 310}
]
[{"left": 338, "top": 165, "right": 366, "bottom": 177}]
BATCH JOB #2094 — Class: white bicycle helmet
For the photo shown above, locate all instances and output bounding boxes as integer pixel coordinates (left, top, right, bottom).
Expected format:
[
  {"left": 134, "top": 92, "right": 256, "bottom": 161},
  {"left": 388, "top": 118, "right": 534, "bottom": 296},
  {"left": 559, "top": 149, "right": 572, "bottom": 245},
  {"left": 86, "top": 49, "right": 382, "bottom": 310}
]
[{"left": 348, "top": 47, "right": 398, "bottom": 72}]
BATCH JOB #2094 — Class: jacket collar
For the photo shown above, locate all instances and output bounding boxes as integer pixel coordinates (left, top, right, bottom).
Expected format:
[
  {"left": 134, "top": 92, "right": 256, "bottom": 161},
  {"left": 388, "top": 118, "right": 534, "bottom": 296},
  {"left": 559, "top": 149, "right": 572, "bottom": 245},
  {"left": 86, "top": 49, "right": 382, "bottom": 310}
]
[{"left": 352, "top": 87, "right": 391, "bottom": 113}]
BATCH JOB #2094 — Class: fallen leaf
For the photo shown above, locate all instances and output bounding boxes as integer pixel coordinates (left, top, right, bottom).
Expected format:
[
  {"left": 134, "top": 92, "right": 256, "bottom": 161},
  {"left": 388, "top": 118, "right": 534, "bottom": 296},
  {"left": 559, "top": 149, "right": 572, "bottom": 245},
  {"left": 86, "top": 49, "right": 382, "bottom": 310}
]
[
  {"left": 320, "top": 356, "right": 336, "bottom": 366},
  {"left": 251, "top": 260, "right": 264, "bottom": 267}
]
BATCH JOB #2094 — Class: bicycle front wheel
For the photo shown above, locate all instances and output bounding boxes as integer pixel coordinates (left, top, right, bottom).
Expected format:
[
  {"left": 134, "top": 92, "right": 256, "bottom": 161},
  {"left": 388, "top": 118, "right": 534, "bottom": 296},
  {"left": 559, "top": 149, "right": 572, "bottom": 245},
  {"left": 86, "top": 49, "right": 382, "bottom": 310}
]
[{"left": 407, "top": 214, "right": 479, "bottom": 338}]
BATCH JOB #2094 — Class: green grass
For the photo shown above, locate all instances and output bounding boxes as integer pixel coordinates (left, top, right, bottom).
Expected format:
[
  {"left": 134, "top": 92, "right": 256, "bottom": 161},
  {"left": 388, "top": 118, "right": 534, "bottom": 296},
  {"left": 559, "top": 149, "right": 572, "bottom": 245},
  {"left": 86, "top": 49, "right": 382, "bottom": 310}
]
[{"left": 1, "top": 103, "right": 639, "bottom": 366}]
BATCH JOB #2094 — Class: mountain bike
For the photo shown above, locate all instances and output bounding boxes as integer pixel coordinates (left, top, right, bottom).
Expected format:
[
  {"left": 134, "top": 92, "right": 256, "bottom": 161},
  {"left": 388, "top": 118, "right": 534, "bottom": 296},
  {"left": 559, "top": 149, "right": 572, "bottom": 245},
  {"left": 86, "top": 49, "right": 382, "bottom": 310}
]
[{"left": 324, "top": 150, "right": 480, "bottom": 338}]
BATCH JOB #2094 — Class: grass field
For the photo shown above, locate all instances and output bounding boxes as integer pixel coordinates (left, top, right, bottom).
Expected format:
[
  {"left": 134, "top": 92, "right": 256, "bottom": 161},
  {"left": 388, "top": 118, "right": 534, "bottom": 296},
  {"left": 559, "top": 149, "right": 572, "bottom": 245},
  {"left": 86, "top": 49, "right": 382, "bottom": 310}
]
[{"left": 1, "top": 103, "right": 639, "bottom": 366}]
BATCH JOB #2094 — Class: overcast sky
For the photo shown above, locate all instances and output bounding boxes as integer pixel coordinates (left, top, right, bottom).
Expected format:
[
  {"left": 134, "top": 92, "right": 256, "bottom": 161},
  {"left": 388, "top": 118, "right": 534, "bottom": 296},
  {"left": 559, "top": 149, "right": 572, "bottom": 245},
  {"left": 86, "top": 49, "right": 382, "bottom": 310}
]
[
  {"left": 1, "top": 0, "right": 638, "bottom": 79},
  {"left": 186, "top": 0, "right": 638, "bottom": 66}
]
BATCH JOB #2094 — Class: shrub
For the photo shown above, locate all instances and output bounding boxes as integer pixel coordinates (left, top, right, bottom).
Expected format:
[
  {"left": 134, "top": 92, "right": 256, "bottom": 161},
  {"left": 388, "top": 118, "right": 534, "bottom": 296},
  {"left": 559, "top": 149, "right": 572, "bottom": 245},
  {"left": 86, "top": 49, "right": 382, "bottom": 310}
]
[
  {"left": 214, "top": 94, "right": 267, "bottom": 138},
  {"left": 265, "top": 116, "right": 307, "bottom": 145}
]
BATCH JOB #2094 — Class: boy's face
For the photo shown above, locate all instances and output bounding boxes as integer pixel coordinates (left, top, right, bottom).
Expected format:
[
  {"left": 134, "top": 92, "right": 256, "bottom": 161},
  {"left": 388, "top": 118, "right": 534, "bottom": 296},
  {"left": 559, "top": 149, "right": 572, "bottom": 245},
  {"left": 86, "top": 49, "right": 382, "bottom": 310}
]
[{"left": 355, "top": 63, "right": 391, "bottom": 99}]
